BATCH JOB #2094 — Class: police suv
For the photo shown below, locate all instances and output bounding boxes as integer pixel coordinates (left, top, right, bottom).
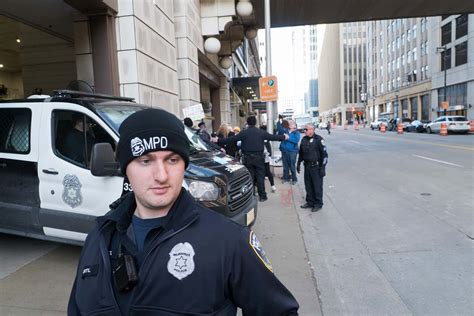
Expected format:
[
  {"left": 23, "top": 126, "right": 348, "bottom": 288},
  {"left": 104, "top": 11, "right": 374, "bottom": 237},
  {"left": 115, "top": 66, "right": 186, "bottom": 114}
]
[{"left": 0, "top": 90, "right": 256, "bottom": 245}]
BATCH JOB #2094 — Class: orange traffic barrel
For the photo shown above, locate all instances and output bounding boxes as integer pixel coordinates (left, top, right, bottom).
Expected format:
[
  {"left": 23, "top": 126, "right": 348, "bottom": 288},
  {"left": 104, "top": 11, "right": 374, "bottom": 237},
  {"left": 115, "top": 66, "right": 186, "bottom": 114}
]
[
  {"left": 380, "top": 123, "right": 386, "bottom": 133},
  {"left": 470, "top": 120, "right": 474, "bottom": 133},
  {"left": 355, "top": 121, "right": 359, "bottom": 130},
  {"left": 397, "top": 123, "right": 403, "bottom": 134},
  {"left": 440, "top": 122, "right": 448, "bottom": 136}
]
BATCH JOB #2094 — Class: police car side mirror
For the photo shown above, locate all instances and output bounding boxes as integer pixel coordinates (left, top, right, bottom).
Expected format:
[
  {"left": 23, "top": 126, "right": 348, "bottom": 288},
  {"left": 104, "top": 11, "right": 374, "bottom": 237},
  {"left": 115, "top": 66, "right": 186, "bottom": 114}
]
[{"left": 90, "top": 143, "right": 121, "bottom": 177}]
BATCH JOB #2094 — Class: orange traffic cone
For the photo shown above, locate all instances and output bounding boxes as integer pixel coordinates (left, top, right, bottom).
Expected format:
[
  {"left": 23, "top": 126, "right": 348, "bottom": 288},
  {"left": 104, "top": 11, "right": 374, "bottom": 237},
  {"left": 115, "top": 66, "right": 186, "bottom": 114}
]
[
  {"left": 440, "top": 122, "right": 448, "bottom": 136},
  {"left": 380, "top": 123, "right": 386, "bottom": 133},
  {"left": 355, "top": 121, "right": 359, "bottom": 130},
  {"left": 397, "top": 123, "right": 403, "bottom": 134}
]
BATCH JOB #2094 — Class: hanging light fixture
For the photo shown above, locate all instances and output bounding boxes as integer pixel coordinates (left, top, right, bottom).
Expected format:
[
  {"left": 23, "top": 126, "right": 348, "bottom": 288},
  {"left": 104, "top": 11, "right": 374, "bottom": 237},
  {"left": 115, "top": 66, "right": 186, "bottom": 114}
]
[
  {"left": 204, "top": 37, "right": 221, "bottom": 54},
  {"left": 219, "top": 56, "right": 233, "bottom": 69},
  {"left": 236, "top": 1, "right": 253, "bottom": 17},
  {"left": 245, "top": 27, "right": 258, "bottom": 40}
]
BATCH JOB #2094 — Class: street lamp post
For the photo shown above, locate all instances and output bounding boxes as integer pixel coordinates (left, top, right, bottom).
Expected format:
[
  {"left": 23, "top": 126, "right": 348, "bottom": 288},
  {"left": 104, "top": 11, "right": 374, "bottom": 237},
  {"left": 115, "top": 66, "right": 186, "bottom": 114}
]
[{"left": 436, "top": 45, "right": 448, "bottom": 117}]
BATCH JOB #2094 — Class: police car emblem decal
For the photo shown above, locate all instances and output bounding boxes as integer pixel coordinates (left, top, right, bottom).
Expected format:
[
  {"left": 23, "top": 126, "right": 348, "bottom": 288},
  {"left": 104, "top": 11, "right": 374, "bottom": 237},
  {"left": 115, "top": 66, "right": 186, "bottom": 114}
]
[
  {"left": 62, "top": 174, "right": 82, "bottom": 208},
  {"left": 249, "top": 231, "right": 273, "bottom": 272},
  {"left": 167, "top": 242, "right": 195, "bottom": 280},
  {"left": 131, "top": 137, "right": 145, "bottom": 157}
]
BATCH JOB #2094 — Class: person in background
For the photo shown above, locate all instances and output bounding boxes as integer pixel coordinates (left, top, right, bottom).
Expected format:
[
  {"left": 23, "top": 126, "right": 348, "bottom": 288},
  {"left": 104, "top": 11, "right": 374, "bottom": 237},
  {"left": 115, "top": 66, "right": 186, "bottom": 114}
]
[
  {"left": 197, "top": 121, "right": 211, "bottom": 142},
  {"left": 326, "top": 120, "right": 331, "bottom": 135},
  {"left": 63, "top": 113, "right": 95, "bottom": 165},
  {"left": 277, "top": 119, "right": 299, "bottom": 185},
  {"left": 184, "top": 117, "right": 223, "bottom": 152},
  {"left": 260, "top": 125, "right": 277, "bottom": 193},
  {"left": 214, "top": 116, "right": 288, "bottom": 202},
  {"left": 297, "top": 123, "right": 328, "bottom": 212}
]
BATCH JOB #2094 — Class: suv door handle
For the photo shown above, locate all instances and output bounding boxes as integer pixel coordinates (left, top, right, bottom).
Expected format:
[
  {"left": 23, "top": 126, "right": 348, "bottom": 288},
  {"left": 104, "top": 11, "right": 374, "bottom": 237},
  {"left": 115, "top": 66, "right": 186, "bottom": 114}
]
[{"left": 42, "top": 169, "right": 59, "bottom": 175}]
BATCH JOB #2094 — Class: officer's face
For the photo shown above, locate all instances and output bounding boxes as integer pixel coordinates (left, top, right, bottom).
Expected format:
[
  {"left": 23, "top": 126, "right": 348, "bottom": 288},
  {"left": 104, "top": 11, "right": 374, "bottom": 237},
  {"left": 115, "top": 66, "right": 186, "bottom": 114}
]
[
  {"left": 126, "top": 151, "right": 185, "bottom": 218},
  {"left": 304, "top": 125, "right": 315, "bottom": 137}
]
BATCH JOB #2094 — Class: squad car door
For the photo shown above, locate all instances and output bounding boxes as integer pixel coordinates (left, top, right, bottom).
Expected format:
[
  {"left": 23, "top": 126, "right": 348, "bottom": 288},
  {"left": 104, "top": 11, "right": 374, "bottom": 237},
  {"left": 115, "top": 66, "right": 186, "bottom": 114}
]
[{"left": 37, "top": 103, "right": 123, "bottom": 242}]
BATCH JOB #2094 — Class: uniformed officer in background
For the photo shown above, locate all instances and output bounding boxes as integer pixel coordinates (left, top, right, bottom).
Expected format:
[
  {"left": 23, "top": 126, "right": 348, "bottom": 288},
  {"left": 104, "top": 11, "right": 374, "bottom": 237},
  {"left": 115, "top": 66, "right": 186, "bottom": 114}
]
[
  {"left": 296, "top": 123, "right": 328, "bottom": 212},
  {"left": 214, "top": 116, "right": 288, "bottom": 202}
]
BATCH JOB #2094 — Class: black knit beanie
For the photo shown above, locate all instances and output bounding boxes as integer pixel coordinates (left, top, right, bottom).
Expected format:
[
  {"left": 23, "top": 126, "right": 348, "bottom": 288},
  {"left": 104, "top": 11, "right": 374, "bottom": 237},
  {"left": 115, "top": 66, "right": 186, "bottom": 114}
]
[
  {"left": 247, "top": 116, "right": 257, "bottom": 126},
  {"left": 117, "top": 108, "right": 190, "bottom": 174}
]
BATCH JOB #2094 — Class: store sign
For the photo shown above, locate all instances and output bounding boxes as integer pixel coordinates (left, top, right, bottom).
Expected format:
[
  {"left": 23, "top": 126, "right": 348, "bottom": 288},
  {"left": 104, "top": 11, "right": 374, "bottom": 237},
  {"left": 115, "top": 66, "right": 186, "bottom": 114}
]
[
  {"left": 182, "top": 103, "right": 205, "bottom": 121},
  {"left": 259, "top": 76, "right": 278, "bottom": 102},
  {"left": 441, "top": 101, "right": 449, "bottom": 110}
]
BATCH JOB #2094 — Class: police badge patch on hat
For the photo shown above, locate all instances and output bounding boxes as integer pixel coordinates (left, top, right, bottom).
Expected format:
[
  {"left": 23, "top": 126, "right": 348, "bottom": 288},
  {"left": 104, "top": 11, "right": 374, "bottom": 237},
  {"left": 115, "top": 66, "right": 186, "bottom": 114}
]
[
  {"left": 167, "top": 242, "right": 195, "bottom": 280},
  {"left": 249, "top": 231, "right": 273, "bottom": 272},
  {"left": 321, "top": 139, "right": 325, "bottom": 146}
]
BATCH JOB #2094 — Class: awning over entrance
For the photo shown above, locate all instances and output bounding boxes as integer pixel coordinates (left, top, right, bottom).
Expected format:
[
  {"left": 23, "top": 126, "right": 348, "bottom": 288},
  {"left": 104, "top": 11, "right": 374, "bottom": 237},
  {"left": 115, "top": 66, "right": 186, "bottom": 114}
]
[
  {"left": 251, "top": 0, "right": 474, "bottom": 28},
  {"left": 231, "top": 76, "right": 261, "bottom": 103}
]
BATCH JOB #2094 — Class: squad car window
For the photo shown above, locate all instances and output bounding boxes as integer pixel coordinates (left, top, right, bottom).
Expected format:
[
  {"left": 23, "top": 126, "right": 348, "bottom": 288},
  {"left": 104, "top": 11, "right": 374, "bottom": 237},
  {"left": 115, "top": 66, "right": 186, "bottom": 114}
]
[
  {"left": 54, "top": 110, "right": 115, "bottom": 168},
  {"left": 0, "top": 108, "right": 31, "bottom": 154},
  {"left": 184, "top": 126, "right": 211, "bottom": 152},
  {"left": 94, "top": 104, "right": 211, "bottom": 153}
]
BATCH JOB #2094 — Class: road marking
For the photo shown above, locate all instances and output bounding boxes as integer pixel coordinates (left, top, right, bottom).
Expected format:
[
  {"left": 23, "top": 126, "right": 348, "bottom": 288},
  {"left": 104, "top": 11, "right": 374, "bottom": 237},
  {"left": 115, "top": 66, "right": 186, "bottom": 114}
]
[
  {"left": 412, "top": 154, "right": 464, "bottom": 168},
  {"left": 348, "top": 140, "right": 361, "bottom": 144},
  {"left": 344, "top": 131, "right": 474, "bottom": 152}
]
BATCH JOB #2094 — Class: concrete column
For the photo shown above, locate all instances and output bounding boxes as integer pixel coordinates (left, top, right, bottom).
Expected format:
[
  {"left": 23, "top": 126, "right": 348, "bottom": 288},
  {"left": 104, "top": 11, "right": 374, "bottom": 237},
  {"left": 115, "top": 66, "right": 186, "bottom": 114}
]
[
  {"left": 89, "top": 13, "right": 120, "bottom": 95},
  {"left": 73, "top": 15, "right": 94, "bottom": 88}
]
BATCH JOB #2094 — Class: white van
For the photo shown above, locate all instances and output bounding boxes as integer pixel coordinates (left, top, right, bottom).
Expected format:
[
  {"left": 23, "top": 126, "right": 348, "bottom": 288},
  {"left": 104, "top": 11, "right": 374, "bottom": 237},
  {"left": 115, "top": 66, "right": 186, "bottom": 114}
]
[{"left": 0, "top": 90, "right": 257, "bottom": 245}]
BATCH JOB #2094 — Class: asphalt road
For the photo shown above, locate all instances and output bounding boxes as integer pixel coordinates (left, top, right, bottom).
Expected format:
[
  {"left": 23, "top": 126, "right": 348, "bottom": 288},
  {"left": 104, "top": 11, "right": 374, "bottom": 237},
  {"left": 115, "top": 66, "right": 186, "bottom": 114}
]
[
  {"left": 295, "top": 127, "right": 473, "bottom": 315},
  {"left": 0, "top": 127, "right": 472, "bottom": 315}
]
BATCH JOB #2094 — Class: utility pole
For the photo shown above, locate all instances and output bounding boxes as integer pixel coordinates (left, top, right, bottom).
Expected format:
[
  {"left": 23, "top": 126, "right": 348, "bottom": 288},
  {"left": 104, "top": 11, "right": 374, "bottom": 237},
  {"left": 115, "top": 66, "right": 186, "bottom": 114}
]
[
  {"left": 264, "top": 0, "right": 273, "bottom": 134},
  {"left": 437, "top": 45, "right": 448, "bottom": 117}
]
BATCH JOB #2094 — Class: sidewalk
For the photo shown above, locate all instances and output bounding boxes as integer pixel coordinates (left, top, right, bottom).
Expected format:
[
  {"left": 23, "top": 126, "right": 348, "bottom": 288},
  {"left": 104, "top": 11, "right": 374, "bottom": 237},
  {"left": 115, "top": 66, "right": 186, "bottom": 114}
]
[{"left": 252, "top": 168, "right": 322, "bottom": 316}]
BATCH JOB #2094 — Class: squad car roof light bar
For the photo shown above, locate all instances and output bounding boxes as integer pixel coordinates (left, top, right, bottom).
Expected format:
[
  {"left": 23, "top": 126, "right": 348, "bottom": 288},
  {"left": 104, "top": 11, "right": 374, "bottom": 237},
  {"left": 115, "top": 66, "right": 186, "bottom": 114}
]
[{"left": 52, "top": 89, "right": 135, "bottom": 102}]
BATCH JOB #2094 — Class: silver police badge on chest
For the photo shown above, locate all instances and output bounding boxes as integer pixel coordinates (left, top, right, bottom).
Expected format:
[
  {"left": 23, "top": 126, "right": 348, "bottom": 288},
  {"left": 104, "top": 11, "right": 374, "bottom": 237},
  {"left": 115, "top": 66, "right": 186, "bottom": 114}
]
[
  {"left": 62, "top": 174, "right": 82, "bottom": 208},
  {"left": 167, "top": 242, "right": 195, "bottom": 280}
]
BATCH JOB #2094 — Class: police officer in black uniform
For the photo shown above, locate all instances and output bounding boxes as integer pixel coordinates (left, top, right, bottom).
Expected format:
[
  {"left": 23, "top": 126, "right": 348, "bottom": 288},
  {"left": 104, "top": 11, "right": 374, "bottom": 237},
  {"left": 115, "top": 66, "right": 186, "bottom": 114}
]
[
  {"left": 68, "top": 108, "right": 299, "bottom": 315},
  {"left": 297, "top": 123, "right": 328, "bottom": 212},
  {"left": 215, "top": 116, "right": 288, "bottom": 202}
]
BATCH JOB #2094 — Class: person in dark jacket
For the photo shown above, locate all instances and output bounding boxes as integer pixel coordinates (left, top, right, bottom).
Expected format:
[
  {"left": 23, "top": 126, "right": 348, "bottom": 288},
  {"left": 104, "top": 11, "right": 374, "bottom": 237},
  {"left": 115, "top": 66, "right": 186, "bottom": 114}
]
[
  {"left": 62, "top": 113, "right": 95, "bottom": 165},
  {"left": 214, "top": 116, "right": 288, "bottom": 202},
  {"left": 297, "top": 123, "right": 328, "bottom": 212},
  {"left": 184, "top": 117, "right": 223, "bottom": 152},
  {"left": 68, "top": 108, "right": 299, "bottom": 316}
]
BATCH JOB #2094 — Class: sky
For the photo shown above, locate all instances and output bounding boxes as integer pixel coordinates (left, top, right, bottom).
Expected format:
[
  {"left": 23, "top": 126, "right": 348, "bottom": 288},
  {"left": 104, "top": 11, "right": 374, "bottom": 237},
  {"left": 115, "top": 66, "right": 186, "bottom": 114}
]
[{"left": 258, "top": 27, "right": 313, "bottom": 115}]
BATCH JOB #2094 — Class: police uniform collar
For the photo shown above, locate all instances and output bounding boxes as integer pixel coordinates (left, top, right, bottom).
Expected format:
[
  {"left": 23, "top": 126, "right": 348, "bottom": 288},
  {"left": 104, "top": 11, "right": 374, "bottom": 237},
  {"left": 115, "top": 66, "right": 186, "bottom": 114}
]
[{"left": 97, "top": 188, "right": 200, "bottom": 233}]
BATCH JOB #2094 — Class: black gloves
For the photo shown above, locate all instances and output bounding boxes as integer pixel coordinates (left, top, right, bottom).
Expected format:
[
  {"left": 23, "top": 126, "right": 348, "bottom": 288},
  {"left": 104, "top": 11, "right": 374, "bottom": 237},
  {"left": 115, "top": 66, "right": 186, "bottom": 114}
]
[
  {"left": 296, "top": 164, "right": 301, "bottom": 174},
  {"left": 319, "top": 167, "right": 326, "bottom": 177}
]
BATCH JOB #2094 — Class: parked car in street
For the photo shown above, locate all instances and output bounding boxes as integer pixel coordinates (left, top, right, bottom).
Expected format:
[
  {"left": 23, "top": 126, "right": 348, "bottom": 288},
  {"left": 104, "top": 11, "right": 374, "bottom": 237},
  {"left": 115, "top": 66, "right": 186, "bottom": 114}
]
[
  {"left": 318, "top": 121, "right": 328, "bottom": 129},
  {"left": 406, "top": 120, "right": 431, "bottom": 133},
  {"left": 426, "top": 116, "right": 470, "bottom": 134},
  {"left": 370, "top": 118, "right": 389, "bottom": 130}
]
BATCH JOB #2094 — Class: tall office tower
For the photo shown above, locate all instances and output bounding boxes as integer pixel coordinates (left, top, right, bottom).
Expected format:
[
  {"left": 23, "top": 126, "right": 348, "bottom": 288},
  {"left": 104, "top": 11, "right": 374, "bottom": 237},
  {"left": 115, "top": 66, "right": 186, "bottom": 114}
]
[{"left": 318, "top": 21, "right": 368, "bottom": 125}]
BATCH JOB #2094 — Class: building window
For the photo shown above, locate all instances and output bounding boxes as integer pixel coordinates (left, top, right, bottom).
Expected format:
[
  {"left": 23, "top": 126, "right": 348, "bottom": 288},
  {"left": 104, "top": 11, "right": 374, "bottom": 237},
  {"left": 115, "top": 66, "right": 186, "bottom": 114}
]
[
  {"left": 413, "top": 25, "right": 417, "bottom": 38},
  {"left": 456, "top": 14, "right": 468, "bottom": 39},
  {"left": 407, "top": 29, "right": 411, "bottom": 41},
  {"left": 413, "top": 48, "right": 417, "bottom": 61},
  {"left": 441, "top": 48, "right": 452, "bottom": 70},
  {"left": 455, "top": 41, "right": 468, "bottom": 66},
  {"left": 441, "top": 15, "right": 451, "bottom": 21},
  {"left": 411, "top": 97, "right": 418, "bottom": 119},
  {"left": 402, "top": 54, "right": 405, "bottom": 65},
  {"left": 421, "top": 94, "right": 430, "bottom": 120},
  {"left": 441, "top": 22, "right": 451, "bottom": 46},
  {"left": 402, "top": 99, "right": 408, "bottom": 118},
  {"left": 438, "top": 82, "right": 467, "bottom": 108}
]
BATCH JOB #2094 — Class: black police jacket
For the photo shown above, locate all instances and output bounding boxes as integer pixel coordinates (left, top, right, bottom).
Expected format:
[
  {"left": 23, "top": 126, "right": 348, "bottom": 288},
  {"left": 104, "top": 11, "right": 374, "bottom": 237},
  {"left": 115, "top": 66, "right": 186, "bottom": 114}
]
[
  {"left": 68, "top": 189, "right": 299, "bottom": 315},
  {"left": 297, "top": 134, "right": 328, "bottom": 167},
  {"left": 217, "top": 126, "right": 285, "bottom": 153}
]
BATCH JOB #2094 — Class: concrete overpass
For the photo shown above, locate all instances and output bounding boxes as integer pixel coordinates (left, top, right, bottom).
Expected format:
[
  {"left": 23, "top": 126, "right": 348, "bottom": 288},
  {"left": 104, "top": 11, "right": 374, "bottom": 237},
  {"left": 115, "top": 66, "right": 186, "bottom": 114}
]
[{"left": 251, "top": 0, "right": 474, "bottom": 28}]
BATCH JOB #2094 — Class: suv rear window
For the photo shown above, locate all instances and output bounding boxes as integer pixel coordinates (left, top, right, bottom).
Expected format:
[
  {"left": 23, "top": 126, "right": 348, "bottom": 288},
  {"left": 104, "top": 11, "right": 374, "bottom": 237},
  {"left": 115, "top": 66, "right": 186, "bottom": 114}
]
[
  {"left": 0, "top": 108, "right": 31, "bottom": 154},
  {"left": 448, "top": 117, "right": 466, "bottom": 121}
]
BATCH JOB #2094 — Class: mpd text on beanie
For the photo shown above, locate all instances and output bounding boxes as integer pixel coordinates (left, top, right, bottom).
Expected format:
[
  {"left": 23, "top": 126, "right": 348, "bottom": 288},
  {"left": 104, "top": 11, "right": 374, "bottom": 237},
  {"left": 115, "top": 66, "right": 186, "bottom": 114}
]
[{"left": 116, "top": 108, "right": 190, "bottom": 173}]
